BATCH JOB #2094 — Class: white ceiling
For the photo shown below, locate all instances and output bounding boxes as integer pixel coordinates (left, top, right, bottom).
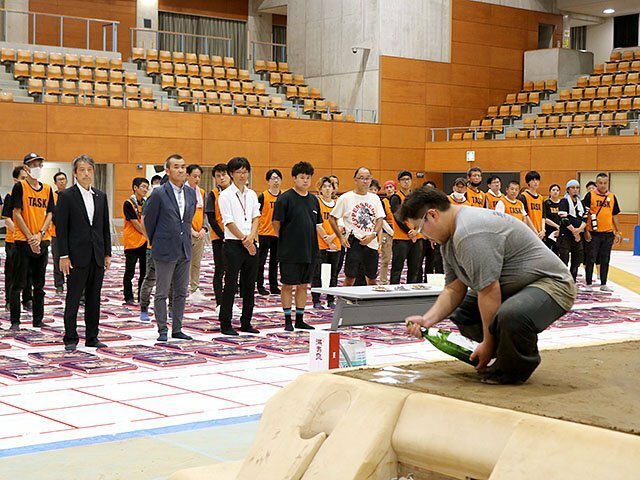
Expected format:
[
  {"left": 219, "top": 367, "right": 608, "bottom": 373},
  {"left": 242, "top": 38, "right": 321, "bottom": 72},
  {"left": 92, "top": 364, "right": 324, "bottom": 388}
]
[{"left": 557, "top": 0, "right": 640, "bottom": 17}]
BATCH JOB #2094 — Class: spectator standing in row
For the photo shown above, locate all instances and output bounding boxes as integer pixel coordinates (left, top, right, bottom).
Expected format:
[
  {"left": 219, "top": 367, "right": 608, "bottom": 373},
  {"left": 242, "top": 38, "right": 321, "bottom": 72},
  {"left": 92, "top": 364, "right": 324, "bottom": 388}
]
[
  {"left": 273, "top": 162, "right": 322, "bottom": 330},
  {"left": 418, "top": 180, "right": 443, "bottom": 281},
  {"left": 218, "top": 157, "right": 261, "bottom": 336},
  {"left": 466, "top": 167, "right": 485, "bottom": 208},
  {"left": 329, "top": 167, "right": 384, "bottom": 286},
  {"left": 122, "top": 177, "right": 148, "bottom": 305},
  {"left": 186, "top": 164, "right": 208, "bottom": 302},
  {"left": 257, "top": 169, "right": 282, "bottom": 296},
  {"left": 51, "top": 171, "right": 68, "bottom": 294},
  {"left": 390, "top": 171, "right": 422, "bottom": 284},
  {"left": 9, "top": 152, "right": 54, "bottom": 330},
  {"left": 449, "top": 177, "right": 469, "bottom": 205},
  {"left": 518, "top": 171, "right": 545, "bottom": 241},
  {"left": 205, "top": 163, "right": 231, "bottom": 311},
  {"left": 379, "top": 180, "right": 396, "bottom": 285},
  {"left": 558, "top": 180, "right": 587, "bottom": 281},
  {"left": 57, "top": 155, "right": 111, "bottom": 350},
  {"left": 544, "top": 184, "right": 562, "bottom": 251},
  {"left": 484, "top": 175, "right": 503, "bottom": 210},
  {"left": 583, "top": 172, "right": 622, "bottom": 292}
]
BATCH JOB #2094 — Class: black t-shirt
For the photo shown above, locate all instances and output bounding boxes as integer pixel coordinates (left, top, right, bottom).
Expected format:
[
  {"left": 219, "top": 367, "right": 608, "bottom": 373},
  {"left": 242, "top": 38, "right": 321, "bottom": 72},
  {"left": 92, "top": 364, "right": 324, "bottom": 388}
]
[
  {"left": 273, "top": 189, "right": 322, "bottom": 264},
  {"left": 204, "top": 190, "right": 225, "bottom": 239},
  {"left": 543, "top": 199, "right": 562, "bottom": 235},
  {"left": 123, "top": 198, "right": 142, "bottom": 220},
  {"left": 11, "top": 181, "right": 55, "bottom": 213},
  {"left": 1, "top": 193, "right": 12, "bottom": 218},
  {"left": 582, "top": 192, "right": 621, "bottom": 216},
  {"left": 558, "top": 197, "right": 587, "bottom": 238}
]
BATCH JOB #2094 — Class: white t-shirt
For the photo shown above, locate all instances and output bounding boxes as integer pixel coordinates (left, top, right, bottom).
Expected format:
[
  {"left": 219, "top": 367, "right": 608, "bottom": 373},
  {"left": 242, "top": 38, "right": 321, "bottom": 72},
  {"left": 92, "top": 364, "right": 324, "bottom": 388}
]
[{"left": 331, "top": 190, "right": 385, "bottom": 250}]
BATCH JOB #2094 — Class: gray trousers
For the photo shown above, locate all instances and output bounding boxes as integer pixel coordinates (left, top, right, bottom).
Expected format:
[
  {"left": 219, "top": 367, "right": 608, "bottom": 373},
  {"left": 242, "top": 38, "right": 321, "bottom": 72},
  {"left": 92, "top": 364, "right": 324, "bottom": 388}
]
[
  {"left": 154, "top": 253, "right": 190, "bottom": 335},
  {"left": 451, "top": 287, "right": 566, "bottom": 382},
  {"left": 139, "top": 250, "right": 155, "bottom": 312}
]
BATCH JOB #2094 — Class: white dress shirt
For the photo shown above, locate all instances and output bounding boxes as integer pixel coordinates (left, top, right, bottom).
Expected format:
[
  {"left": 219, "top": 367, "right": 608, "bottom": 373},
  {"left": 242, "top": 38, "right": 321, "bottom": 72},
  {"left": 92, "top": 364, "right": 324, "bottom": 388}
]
[
  {"left": 218, "top": 182, "right": 260, "bottom": 240},
  {"left": 78, "top": 183, "right": 95, "bottom": 225},
  {"left": 169, "top": 180, "right": 185, "bottom": 219}
]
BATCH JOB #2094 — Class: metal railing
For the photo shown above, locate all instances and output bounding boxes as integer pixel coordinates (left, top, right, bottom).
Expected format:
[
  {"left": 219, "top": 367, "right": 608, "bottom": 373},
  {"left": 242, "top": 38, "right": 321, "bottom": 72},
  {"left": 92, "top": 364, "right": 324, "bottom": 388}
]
[
  {"left": 250, "top": 40, "right": 287, "bottom": 67},
  {"left": 0, "top": 8, "right": 119, "bottom": 52},
  {"left": 130, "top": 28, "right": 232, "bottom": 58},
  {"left": 430, "top": 118, "right": 638, "bottom": 141}
]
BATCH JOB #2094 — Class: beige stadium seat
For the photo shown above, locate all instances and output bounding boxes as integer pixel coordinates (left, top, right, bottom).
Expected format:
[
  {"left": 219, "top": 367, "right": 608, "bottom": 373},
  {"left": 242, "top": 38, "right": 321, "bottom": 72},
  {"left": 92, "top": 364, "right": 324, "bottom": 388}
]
[
  {"left": 94, "top": 82, "right": 109, "bottom": 98},
  {"left": 185, "top": 53, "right": 198, "bottom": 65},
  {"left": 254, "top": 60, "right": 267, "bottom": 73},
  {"left": 211, "top": 55, "right": 223, "bottom": 67},
  {"left": 139, "top": 86, "right": 153, "bottom": 100},
  {"left": 277, "top": 62, "right": 290, "bottom": 73},
  {"left": 161, "top": 75, "right": 175, "bottom": 90},
  {"left": 1, "top": 48, "right": 16, "bottom": 66},
  {"left": 145, "top": 49, "right": 158, "bottom": 62},
  {"left": 80, "top": 55, "right": 95, "bottom": 69},
  {"left": 205, "top": 91, "right": 219, "bottom": 105},
  {"left": 522, "top": 81, "right": 534, "bottom": 91},
  {"left": 93, "top": 97, "right": 108, "bottom": 107},
  {"left": 200, "top": 65, "right": 212, "bottom": 78},
  {"left": 78, "top": 81, "right": 94, "bottom": 98},
  {"left": 221, "top": 105, "right": 233, "bottom": 115},
  {"left": 27, "top": 78, "right": 43, "bottom": 95},
  {"left": 202, "top": 78, "right": 215, "bottom": 91},
  {"left": 245, "top": 94, "right": 258, "bottom": 107},
  {"left": 125, "top": 72, "right": 138, "bottom": 85},
  {"left": 110, "top": 70, "right": 124, "bottom": 84},
  {"left": 146, "top": 61, "right": 160, "bottom": 76},
  {"left": 62, "top": 80, "right": 77, "bottom": 96},
  {"left": 63, "top": 66, "right": 78, "bottom": 81},
  {"left": 218, "top": 92, "right": 232, "bottom": 106},
  {"left": 589, "top": 75, "right": 601, "bottom": 87},
  {"left": 17, "top": 49, "right": 33, "bottom": 63},
  {"left": 226, "top": 68, "right": 238, "bottom": 80},
  {"left": 159, "top": 50, "right": 172, "bottom": 63},
  {"left": 64, "top": 53, "right": 79, "bottom": 67},
  {"left": 216, "top": 79, "right": 228, "bottom": 91},
  {"left": 94, "top": 69, "right": 109, "bottom": 84},
  {"left": 60, "top": 94, "right": 76, "bottom": 105},
  {"left": 78, "top": 68, "right": 93, "bottom": 82},
  {"left": 289, "top": 110, "right": 299, "bottom": 119},
  {"left": 223, "top": 57, "right": 235, "bottom": 68},
  {"left": 187, "top": 64, "right": 199, "bottom": 77},
  {"left": 175, "top": 76, "right": 188, "bottom": 90},
  {"left": 190, "top": 77, "right": 203, "bottom": 90},
  {"left": 95, "top": 56, "right": 109, "bottom": 70},
  {"left": 141, "top": 99, "right": 155, "bottom": 110},
  {"left": 173, "top": 52, "right": 185, "bottom": 64},
  {"left": 49, "top": 52, "right": 64, "bottom": 66},
  {"left": 254, "top": 83, "right": 267, "bottom": 96},
  {"left": 131, "top": 48, "right": 144, "bottom": 63},
  {"left": 47, "top": 65, "right": 63, "bottom": 80},
  {"left": 250, "top": 107, "right": 262, "bottom": 117},
  {"left": 241, "top": 82, "right": 254, "bottom": 94},
  {"left": 208, "top": 105, "right": 222, "bottom": 114},
  {"left": 110, "top": 58, "right": 123, "bottom": 71},
  {"left": 160, "top": 62, "right": 173, "bottom": 75},
  {"left": 236, "top": 106, "right": 249, "bottom": 116},
  {"left": 174, "top": 63, "right": 187, "bottom": 76},
  {"left": 110, "top": 97, "right": 123, "bottom": 108},
  {"left": 31, "top": 64, "right": 46, "bottom": 79},
  {"left": 45, "top": 79, "right": 61, "bottom": 95},
  {"left": 43, "top": 93, "right": 59, "bottom": 104},
  {"left": 198, "top": 54, "right": 211, "bottom": 66}
]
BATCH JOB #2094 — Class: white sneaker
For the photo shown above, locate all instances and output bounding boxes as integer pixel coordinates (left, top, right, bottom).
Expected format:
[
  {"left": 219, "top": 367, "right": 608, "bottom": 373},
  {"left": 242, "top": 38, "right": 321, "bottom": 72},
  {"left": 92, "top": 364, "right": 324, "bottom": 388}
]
[
  {"left": 600, "top": 285, "right": 613, "bottom": 292},
  {"left": 584, "top": 284, "right": 594, "bottom": 291},
  {"left": 233, "top": 304, "right": 242, "bottom": 316},
  {"left": 189, "top": 289, "right": 207, "bottom": 303}
]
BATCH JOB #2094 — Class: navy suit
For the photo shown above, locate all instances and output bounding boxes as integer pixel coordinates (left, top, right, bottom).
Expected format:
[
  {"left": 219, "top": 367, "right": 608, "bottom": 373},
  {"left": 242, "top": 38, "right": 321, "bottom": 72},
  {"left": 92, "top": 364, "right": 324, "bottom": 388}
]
[{"left": 142, "top": 181, "right": 196, "bottom": 337}]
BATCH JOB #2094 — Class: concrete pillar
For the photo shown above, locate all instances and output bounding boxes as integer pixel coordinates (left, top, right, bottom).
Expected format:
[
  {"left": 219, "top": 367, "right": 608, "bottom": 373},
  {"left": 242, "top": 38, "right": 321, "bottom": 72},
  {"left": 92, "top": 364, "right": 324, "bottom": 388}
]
[
  {"left": 5, "top": 0, "right": 28, "bottom": 44},
  {"left": 0, "top": 0, "right": 5, "bottom": 42},
  {"left": 248, "top": 0, "right": 273, "bottom": 67},
  {"left": 136, "top": 0, "right": 158, "bottom": 50}
]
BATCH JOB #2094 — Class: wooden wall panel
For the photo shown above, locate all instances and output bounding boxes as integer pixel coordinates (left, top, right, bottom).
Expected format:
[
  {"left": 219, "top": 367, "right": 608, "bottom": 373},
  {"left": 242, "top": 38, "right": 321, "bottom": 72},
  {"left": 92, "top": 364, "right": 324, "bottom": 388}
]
[
  {"left": 47, "top": 134, "right": 127, "bottom": 163},
  {"left": 158, "top": 0, "right": 249, "bottom": 20},
  {"left": 332, "top": 146, "right": 380, "bottom": 171},
  {"left": 47, "top": 106, "right": 127, "bottom": 136},
  {"left": 269, "top": 143, "right": 332, "bottom": 169},
  {"left": 128, "top": 111, "right": 202, "bottom": 139},
  {"left": 0, "top": 104, "right": 47, "bottom": 133},
  {"left": 332, "top": 123, "right": 381, "bottom": 147},
  {"left": 381, "top": 148, "right": 424, "bottom": 171},
  {"left": 0, "top": 132, "right": 47, "bottom": 160},
  {"left": 380, "top": 79, "right": 426, "bottom": 105},
  {"left": 380, "top": 56, "right": 427, "bottom": 82},
  {"left": 127, "top": 137, "right": 202, "bottom": 164},
  {"left": 381, "top": 126, "right": 425, "bottom": 149},
  {"left": 270, "top": 119, "right": 332, "bottom": 145},
  {"left": 114, "top": 164, "right": 140, "bottom": 191},
  {"left": 530, "top": 139, "right": 598, "bottom": 170},
  {"left": 202, "top": 116, "right": 270, "bottom": 143},
  {"left": 380, "top": 102, "right": 426, "bottom": 126},
  {"left": 201, "top": 140, "right": 269, "bottom": 166}
]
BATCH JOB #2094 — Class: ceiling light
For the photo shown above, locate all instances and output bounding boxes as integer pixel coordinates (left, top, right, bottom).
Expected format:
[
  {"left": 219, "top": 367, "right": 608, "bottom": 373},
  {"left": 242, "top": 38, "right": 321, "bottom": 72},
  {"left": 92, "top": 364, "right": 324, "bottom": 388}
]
[{"left": 603, "top": 8, "right": 615, "bottom": 14}]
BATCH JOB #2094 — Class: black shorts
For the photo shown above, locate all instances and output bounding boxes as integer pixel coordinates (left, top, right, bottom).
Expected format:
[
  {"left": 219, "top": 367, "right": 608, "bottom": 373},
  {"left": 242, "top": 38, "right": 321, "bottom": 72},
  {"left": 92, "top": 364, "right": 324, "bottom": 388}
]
[
  {"left": 280, "top": 262, "right": 314, "bottom": 285},
  {"left": 344, "top": 235, "right": 379, "bottom": 280}
]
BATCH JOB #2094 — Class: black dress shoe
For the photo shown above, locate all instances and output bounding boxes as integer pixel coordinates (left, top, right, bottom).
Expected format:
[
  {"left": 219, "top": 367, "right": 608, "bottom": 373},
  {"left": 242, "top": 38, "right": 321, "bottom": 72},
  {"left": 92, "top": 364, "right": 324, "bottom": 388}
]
[
  {"left": 257, "top": 287, "right": 270, "bottom": 296},
  {"left": 64, "top": 344, "right": 77, "bottom": 352},
  {"left": 157, "top": 333, "right": 168, "bottom": 342},
  {"left": 284, "top": 320, "right": 293, "bottom": 332},
  {"left": 239, "top": 326, "right": 260, "bottom": 334},
  {"left": 172, "top": 331, "right": 193, "bottom": 340},
  {"left": 85, "top": 340, "right": 107, "bottom": 348},
  {"left": 220, "top": 327, "right": 239, "bottom": 336},
  {"left": 32, "top": 321, "right": 45, "bottom": 328}
]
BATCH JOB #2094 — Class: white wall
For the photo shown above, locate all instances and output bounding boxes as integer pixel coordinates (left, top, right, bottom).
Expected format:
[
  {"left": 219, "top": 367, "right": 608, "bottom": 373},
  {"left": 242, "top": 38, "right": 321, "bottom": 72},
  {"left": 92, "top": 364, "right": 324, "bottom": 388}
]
[
  {"left": 136, "top": 0, "right": 159, "bottom": 50},
  {"left": 586, "top": 18, "right": 613, "bottom": 66},
  {"left": 4, "top": 0, "right": 28, "bottom": 44}
]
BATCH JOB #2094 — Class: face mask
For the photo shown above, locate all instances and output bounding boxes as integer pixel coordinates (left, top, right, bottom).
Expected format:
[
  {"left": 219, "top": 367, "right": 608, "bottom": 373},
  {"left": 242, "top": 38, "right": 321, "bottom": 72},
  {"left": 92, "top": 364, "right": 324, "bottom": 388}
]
[
  {"left": 452, "top": 191, "right": 466, "bottom": 201},
  {"left": 470, "top": 180, "right": 482, "bottom": 188},
  {"left": 29, "top": 167, "right": 42, "bottom": 180}
]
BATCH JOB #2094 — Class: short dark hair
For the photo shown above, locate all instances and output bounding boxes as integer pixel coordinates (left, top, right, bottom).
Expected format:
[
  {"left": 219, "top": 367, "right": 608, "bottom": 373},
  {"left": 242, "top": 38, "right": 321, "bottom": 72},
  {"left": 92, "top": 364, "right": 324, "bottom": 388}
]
[
  {"left": 397, "top": 170, "right": 412, "bottom": 180},
  {"left": 422, "top": 181, "right": 436, "bottom": 188},
  {"left": 549, "top": 183, "right": 561, "bottom": 192},
  {"left": 596, "top": 172, "right": 608, "bottom": 180},
  {"left": 525, "top": 171, "right": 541, "bottom": 183},
  {"left": 266, "top": 168, "right": 283, "bottom": 181},
  {"left": 72, "top": 154, "right": 95, "bottom": 173},
  {"left": 292, "top": 161, "right": 314, "bottom": 177},
  {"left": 132, "top": 177, "right": 149, "bottom": 190},
  {"left": 165, "top": 153, "right": 183, "bottom": 169},
  {"left": 370, "top": 179, "right": 381, "bottom": 190},
  {"left": 399, "top": 186, "right": 451, "bottom": 222},
  {"left": 586, "top": 180, "right": 596, "bottom": 188},
  {"left": 467, "top": 166, "right": 482, "bottom": 176},
  {"left": 12, "top": 166, "right": 25, "bottom": 179},
  {"left": 151, "top": 174, "right": 162, "bottom": 184},
  {"left": 317, "top": 176, "right": 334, "bottom": 190},
  {"left": 53, "top": 171, "right": 67, "bottom": 183},
  {"left": 227, "top": 156, "right": 251, "bottom": 174},
  {"left": 353, "top": 167, "right": 369, "bottom": 178},
  {"left": 487, "top": 175, "right": 501, "bottom": 185},
  {"left": 186, "top": 164, "right": 202, "bottom": 175},
  {"left": 212, "top": 163, "right": 228, "bottom": 175},
  {"left": 507, "top": 180, "right": 520, "bottom": 189}
]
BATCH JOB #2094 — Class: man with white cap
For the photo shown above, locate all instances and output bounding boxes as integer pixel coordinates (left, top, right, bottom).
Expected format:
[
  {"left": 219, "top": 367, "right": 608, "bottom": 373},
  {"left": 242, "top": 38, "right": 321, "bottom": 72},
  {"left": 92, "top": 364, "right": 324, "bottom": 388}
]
[{"left": 557, "top": 180, "right": 587, "bottom": 281}]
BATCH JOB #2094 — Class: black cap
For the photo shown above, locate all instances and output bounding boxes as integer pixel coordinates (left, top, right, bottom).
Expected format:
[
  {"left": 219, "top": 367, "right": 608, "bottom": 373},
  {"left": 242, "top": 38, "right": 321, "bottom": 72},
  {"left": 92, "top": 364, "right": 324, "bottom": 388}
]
[
  {"left": 397, "top": 170, "right": 412, "bottom": 180},
  {"left": 23, "top": 152, "right": 44, "bottom": 165}
]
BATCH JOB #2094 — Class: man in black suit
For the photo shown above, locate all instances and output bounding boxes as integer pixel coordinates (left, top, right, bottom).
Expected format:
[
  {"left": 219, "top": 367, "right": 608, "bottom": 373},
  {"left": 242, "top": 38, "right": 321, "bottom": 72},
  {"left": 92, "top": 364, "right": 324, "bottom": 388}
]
[
  {"left": 143, "top": 154, "right": 196, "bottom": 341},
  {"left": 56, "top": 155, "right": 112, "bottom": 351}
]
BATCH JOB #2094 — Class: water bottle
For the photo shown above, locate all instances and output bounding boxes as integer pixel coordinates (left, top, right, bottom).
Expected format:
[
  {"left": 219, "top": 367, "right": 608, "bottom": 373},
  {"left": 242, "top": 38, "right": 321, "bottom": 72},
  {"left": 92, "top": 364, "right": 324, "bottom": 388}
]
[{"left": 419, "top": 327, "right": 479, "bottom": 366}]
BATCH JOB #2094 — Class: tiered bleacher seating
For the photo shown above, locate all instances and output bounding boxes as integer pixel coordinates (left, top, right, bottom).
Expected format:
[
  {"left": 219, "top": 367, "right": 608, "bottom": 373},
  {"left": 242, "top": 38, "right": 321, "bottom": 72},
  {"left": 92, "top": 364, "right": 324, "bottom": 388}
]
[{"left": 1, "top": 47, "right": 168, "bottom": 110}]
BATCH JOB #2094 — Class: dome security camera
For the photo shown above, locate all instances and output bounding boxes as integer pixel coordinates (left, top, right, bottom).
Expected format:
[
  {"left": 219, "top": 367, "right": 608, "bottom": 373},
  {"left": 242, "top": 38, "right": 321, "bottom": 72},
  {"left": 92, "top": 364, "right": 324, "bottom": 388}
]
[{"left": 352, "top": 47, "right": 358, "bottom": 54}]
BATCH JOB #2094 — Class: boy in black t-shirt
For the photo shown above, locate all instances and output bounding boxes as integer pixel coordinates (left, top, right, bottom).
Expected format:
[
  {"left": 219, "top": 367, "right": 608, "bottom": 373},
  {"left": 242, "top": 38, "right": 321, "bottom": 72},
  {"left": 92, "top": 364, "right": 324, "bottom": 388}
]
[{"left": 273, "top": 162, "right": 324, "bottom": 331}]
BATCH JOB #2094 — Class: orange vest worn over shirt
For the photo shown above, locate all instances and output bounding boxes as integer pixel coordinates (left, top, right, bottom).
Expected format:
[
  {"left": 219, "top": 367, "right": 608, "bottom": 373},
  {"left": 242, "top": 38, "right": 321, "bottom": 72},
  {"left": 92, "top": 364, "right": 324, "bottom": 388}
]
[
  {"left": 258, "top": 190, "right": 279, "bottom": 236},
  {"left": 520, "top": 190, "right": 544, "bottom": 232},
  {"left": 485, "top": 190, "right": 503, "bottom": 210},
  {"left": 123, "top": 197, "right": 147, "bottom": 250},
  {"left": 49, "top": 190, "right": 59, "bottom": 238},
  {"left": 210, "top": 188, "right": 224, "bottom": 241},
  {"left": 503, "top": 198, "right": 526, "bottom": 222},
  {"left": 587, "top": 191, "right": 616, "bottom": 233},
  {"left": 391, "top": 191, "right": 411, "bottom": 241},
  {"left": 192, "top": 186, "right": 205, "bottom": 232},
  {"left": 449, "top": 194, "right": 469, "bottom": 206},
  {"left": 317, "top": 197, "right": 340, "bottom": 251},
  {"left": 382, "top": 197, "right": 393, "bottom": 226},
  {"left": 466, "top": 187, "right": 485, "bottom": 208},
  {"left": 13, "top": 180, "right": 52, "bottom": 242}
]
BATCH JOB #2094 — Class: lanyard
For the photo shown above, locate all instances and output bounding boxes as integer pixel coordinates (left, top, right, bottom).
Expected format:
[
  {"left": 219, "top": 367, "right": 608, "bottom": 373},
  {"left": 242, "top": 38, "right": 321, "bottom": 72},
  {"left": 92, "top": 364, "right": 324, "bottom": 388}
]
[{"left": 235, "top": 191, "right": 247, "bottom": 221}]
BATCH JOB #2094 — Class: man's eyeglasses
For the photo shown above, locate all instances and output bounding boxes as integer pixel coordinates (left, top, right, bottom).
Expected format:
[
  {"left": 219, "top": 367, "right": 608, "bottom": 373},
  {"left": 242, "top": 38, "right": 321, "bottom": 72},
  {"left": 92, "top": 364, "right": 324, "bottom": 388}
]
[
  {"left": 416, "top": 212, "right": 428, "bottom": 232},
  {"left": 356, "top": 176, "right": 372, "bottom": 181}
]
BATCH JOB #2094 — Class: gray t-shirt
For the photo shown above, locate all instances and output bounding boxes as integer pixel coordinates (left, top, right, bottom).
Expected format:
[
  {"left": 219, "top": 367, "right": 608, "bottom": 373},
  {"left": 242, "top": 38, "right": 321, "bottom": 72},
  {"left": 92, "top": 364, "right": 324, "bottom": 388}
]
[{"left": 441, "top": 207, "right": 576, "bottom": 311}]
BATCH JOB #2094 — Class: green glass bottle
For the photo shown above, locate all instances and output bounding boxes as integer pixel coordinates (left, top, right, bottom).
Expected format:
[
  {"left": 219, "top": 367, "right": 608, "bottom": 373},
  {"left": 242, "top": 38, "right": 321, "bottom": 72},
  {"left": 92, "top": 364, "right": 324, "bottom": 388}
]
[{"left": 420, "top": 327, "right": 479, "bottom": 366}]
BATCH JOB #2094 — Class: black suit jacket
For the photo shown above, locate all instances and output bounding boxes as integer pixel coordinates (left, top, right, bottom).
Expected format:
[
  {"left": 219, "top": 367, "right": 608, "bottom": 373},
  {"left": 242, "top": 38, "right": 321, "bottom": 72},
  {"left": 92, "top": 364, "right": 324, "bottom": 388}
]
[{"left": 55, "top": 184, "right": 112, "bottom": 268}]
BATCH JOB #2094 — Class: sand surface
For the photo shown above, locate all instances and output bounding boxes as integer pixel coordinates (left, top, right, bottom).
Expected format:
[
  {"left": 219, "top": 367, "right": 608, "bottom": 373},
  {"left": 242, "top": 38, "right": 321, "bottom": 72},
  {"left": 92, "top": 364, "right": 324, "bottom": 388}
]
[{"left": 339, "top": 340, "right": 640, "bottom": 435}]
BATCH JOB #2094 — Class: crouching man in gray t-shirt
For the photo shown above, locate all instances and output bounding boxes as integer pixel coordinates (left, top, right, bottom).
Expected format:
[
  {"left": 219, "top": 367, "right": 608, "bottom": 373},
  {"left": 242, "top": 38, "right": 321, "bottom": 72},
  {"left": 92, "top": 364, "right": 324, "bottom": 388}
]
[{"left": 404, "top": 187, "right": 576, "bottom": 384}]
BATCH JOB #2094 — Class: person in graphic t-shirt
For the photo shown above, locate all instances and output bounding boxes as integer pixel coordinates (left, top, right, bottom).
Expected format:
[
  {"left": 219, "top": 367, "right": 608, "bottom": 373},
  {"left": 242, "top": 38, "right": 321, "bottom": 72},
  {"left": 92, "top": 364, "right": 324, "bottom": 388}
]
[{"left": 328, "top": 167, "right": 385, "bottom": 286}]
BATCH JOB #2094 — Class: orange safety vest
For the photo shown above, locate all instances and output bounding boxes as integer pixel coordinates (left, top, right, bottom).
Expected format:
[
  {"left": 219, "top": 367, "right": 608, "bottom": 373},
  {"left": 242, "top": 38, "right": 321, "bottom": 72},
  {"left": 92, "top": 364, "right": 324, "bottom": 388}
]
[
  {"left": 13, "top": 180, "right": 52, "bottom": 242},
  {"left": 317, "top": 197, "right": 340, "bottom": 251},
  {"left": 258, "top": 190, "right": 279, "bottom": 236},
  {"left": 382, "top": 197, "right": 393, "bottom": 226},
  {"left": 502, "top": 198, "right": 526, "bottom": 222},
  {"left": 191, "top": 186, "right": 205, "bottom": 232},
  {"left": 209, "top": 188, "right": 224, "bottom": 241},
  {"left": 520, "top": 190, "right": 544, "bottom": 231},
  {"left": 466, "top": 186, "right": 485, "bottom": 208},
  {"left": 587, "top": 191, "right": 616, "bottom": 233},
  {"left": 391, "top": 191, "right": 411, "bottom": 241},
  {"left": 123, "top": 197, "right": 147, "bottom": 250},
  {"left": 449, "top": 193, "right": 469, "bottom": 206},
  {"left": 485, "top": 190, "right": 503, "bottom": 210}
]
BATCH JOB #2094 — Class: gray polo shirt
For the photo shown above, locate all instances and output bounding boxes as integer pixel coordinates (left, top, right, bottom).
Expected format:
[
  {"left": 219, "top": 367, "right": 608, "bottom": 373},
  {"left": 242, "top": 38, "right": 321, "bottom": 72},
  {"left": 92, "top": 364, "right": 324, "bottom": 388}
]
[{"left": 441, "top": 207, "right": 576, "bottom": 311}]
